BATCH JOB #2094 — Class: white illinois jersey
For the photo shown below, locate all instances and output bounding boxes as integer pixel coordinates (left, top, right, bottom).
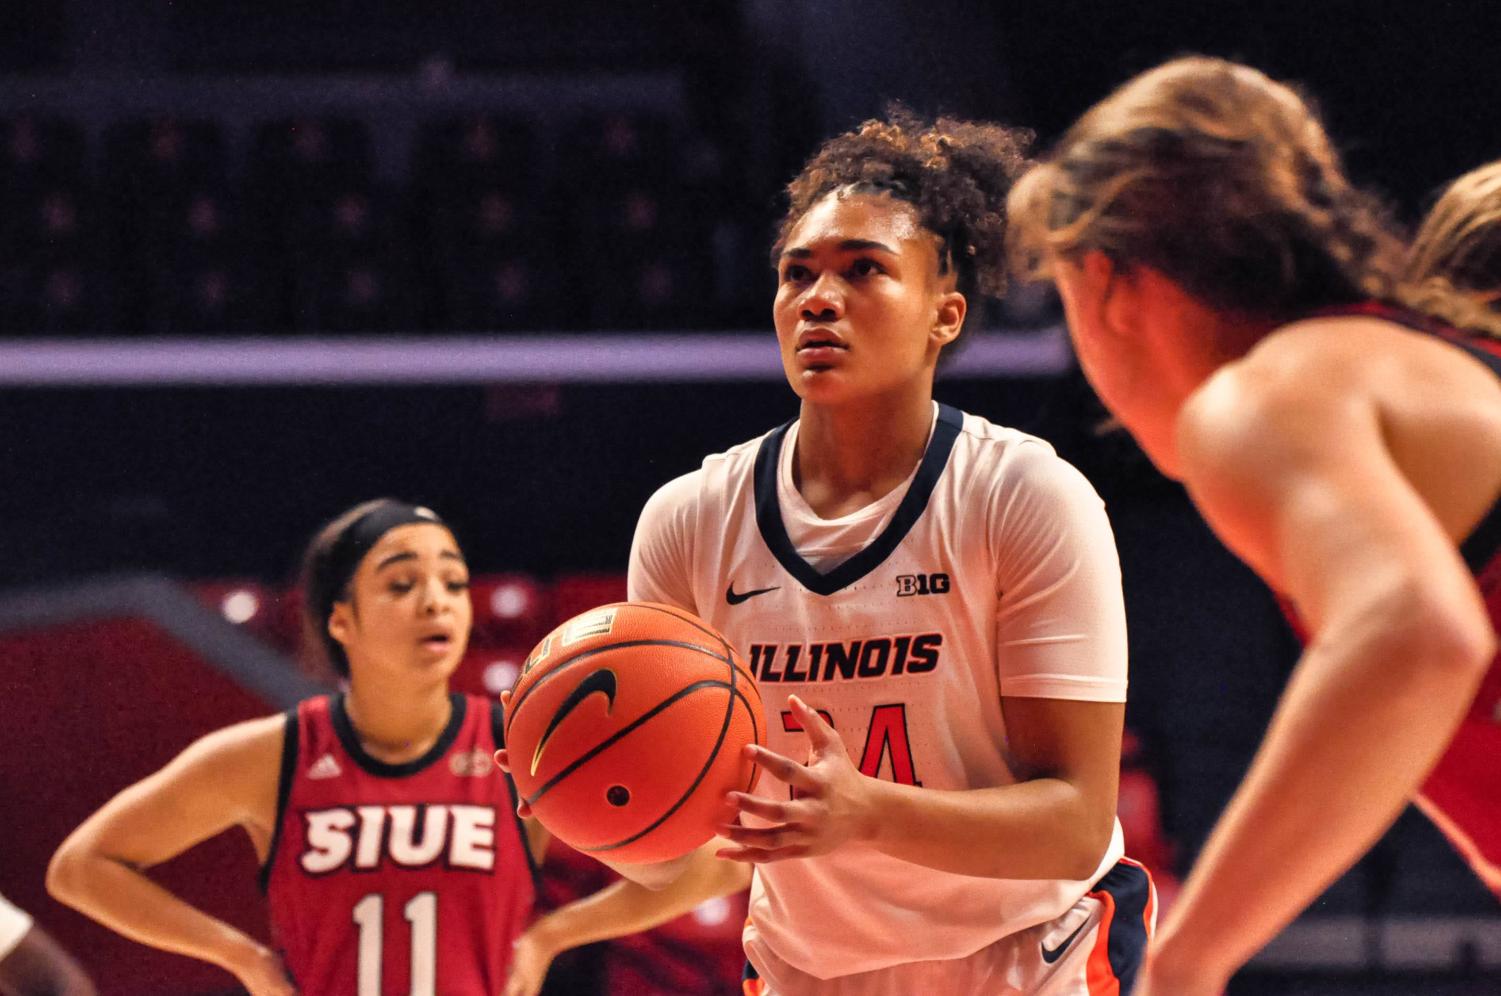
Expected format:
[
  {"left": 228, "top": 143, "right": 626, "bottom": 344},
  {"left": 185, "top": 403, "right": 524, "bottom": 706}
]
[{"left": 630, "top": 402, "right": 1128, "bottom": 980}]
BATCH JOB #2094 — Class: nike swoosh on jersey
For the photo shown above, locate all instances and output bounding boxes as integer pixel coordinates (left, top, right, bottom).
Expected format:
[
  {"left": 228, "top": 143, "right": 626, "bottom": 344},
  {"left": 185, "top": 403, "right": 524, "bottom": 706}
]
[
  {"left": 1040, "top": 919, "right": 1090, "bottom": 964},
  {"left": 726, "top": 583, "right": 780, "bottom": 605},
  {"left": 530, "top": 668, "right": 617, "bottom": 776}
]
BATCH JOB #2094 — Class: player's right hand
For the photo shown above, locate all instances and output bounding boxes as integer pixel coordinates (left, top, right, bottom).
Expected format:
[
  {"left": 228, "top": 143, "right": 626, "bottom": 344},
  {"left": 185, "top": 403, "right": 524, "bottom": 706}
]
[{"left": 232, "top": 943, "right": 299, "bottom": 996}]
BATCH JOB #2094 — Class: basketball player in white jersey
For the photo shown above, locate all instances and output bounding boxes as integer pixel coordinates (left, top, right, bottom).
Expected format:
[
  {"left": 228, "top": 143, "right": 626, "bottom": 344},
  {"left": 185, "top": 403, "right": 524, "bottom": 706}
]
[
  {"left": 0, "top": 890, "right": 95, "bottom": 995},
  {"left": 624, "top": 111, "right": 1156, "bottom": 995}
]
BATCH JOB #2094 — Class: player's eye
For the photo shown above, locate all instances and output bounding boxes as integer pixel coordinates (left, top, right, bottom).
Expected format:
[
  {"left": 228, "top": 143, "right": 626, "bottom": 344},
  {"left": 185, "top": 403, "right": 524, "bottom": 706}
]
[
  {"left": 849, "top": 258, "right": 883, "bottom": 278},
  {"left": 781, "top": 263, "right": 811, "bottom": 283},
  {"left": 446, "top": 578, "right": 470, "bottom": 593},
  {"left": 388, "top": 579, "right": 416, "bottom": 595}
]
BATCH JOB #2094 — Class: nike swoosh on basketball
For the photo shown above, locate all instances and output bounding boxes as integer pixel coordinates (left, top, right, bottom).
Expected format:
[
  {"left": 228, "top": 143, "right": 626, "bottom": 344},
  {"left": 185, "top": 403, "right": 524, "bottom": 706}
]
[
  {"left": 1040, "top": 919, "right": 1090, "bottom": 964},
  {"left": 726, "top": 583, "right": 780, "bottom": 605},
  {"left": 530, "top": 668, "right": 617, "bottom": 777}
]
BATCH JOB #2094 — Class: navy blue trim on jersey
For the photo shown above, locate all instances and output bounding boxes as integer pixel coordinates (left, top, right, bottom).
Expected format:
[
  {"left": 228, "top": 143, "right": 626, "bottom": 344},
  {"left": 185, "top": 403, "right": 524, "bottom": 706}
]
[
  {"left": 1091, "top": 860, "right": 1151, "bottom": 990},
  {"left": 258, "top": 705, "right": 300, "bottom": 894},
  {"left": 330, "top": 691, "right": 467, "bottom": 778},
  {"left": 752, "top": 403, "right": 964, "bottom": 596},
  {"left": 490, "top": 700, "right": 543, "bottom": 895}
]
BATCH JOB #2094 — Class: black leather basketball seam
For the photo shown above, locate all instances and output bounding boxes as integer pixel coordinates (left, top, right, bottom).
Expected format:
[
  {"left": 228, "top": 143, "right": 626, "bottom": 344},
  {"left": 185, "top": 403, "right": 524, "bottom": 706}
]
[
  {"left": 583, "top": 683, "right": 762, "bottom": 853},
  {"left": 525, "top": 677, "right": 736, "bottom": 806},
  {"left": 505, "top": 638, "right": 730, "bottom": 736}
]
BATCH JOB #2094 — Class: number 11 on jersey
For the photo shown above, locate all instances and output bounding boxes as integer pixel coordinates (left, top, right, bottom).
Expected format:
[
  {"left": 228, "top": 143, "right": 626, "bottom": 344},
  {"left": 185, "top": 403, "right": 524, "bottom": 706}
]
[{"left": 353, "top": 891, "right": 437, "bottom": 996}]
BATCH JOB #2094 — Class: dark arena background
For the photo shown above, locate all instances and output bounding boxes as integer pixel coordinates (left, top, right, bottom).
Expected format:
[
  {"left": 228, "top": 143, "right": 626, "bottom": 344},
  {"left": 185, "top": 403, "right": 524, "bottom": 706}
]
[{"left": 1, "top": 2, "right": 1499, "bottom": 993}]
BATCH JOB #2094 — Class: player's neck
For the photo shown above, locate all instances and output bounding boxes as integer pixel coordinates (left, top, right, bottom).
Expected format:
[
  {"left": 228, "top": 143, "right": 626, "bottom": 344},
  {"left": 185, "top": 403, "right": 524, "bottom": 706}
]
[
  {"left": 1132, "top": 309, "right": 1275, "bottom": 478},
  {"left": 794, "top": 387, "right": 934, "bottom": 518},
  {"left": 343, "top": 679, "right": 453, "bottom": 764}
]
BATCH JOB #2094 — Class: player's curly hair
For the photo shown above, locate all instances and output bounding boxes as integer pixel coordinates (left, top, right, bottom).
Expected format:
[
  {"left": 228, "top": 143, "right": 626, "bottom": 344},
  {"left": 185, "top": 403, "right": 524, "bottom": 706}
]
[
  {"left": 774, "top": 107, "right": 1033, "bottom": 306},
  {"left": 1008, "top": 57, "right": 1407, "bottom": 321}
]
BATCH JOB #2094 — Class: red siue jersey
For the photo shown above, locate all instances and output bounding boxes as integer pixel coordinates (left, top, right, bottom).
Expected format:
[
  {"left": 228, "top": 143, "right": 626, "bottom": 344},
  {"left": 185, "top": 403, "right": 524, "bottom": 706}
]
[
  {"left": 263, "top": 693, "right": 538, "bottom": 995},
  {"left": 1284, "top": 303, "right": 1501, "bottom": 896}
]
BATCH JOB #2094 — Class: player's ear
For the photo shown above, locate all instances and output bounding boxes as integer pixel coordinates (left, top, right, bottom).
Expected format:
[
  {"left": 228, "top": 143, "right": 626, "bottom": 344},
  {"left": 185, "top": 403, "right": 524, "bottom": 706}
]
[
  {"left": 1084, "top": 250, "right": 1141, "bottom": 340},
  {"left": 931, "top": 291, "right": 966, "bottom": 348},
  {"left": 327, "top": 599, "right": 354, "bottom": 647}
]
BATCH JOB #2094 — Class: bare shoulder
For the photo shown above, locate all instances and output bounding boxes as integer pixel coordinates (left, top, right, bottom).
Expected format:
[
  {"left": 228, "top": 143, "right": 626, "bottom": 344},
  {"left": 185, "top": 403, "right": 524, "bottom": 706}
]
[
  {"left": 1262, "top": 315, "right": 1501, "bottom": 396},
  {"left": 178, "top": 713, "right": 287, "bottom": 771},
  {"left": 162, "top": 713, "right": 288, "bottom": 809},
  {"left": 1180, "top": 368, "right": 1334, "bottom": 489}
]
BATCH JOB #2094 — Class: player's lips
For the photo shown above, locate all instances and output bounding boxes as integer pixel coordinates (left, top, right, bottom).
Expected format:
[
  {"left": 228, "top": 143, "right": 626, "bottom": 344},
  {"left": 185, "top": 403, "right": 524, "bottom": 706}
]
[
  {"left": 795, "top": 327, "right": 848, "bottom": 352},
  {"left": 418, "top": 630, "right": 455, "bottom": 653},
  {"left": 796, "top": 327, "right": 848, "bottom": 366}
]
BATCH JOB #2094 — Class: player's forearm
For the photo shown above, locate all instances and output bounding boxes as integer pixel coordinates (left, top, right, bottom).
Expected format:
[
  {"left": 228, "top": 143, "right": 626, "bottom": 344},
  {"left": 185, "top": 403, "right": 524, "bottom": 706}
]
[
  {"left": 47, "top": 850, "right": 266, "bottom": 976},
  {"left": 1151, "top": 614, "right": 1492, "bottom": 982},
  {"left": 861, "top": 775, "right": 1112, "bottom": 880},
  {"left": 528, "top": 845, "right": 748, "bottom": 957}
]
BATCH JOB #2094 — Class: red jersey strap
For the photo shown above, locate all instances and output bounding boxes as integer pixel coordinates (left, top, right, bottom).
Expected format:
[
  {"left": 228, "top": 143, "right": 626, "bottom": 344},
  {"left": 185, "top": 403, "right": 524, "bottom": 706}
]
[{"left": 258, "top": 705, "right": 300, "bottom": 894}]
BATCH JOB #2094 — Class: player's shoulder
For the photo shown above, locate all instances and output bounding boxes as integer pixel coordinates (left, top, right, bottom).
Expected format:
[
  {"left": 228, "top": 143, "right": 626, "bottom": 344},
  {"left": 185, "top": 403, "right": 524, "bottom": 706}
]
[
  {"left": 951, "top": 408, "right": 1094, "bottom": 494},
  {"left": 166, "top": 712, "right": 288, "bottom": 795},
  {"left": 641, "top": 426, "right": 779, "bottom": 514},
  {"left": 1177, "top": 330, "right": 1382, "bottom": 488}
]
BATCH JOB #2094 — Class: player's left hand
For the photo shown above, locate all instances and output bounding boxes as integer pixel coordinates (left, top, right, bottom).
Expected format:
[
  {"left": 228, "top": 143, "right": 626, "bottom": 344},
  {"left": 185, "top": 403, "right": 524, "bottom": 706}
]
[
  {"left": 500, "top": 925, "right": 554, "bottom": 996},
  {"left": 716, "top": 695, "right": 874, "bottom": 863}
]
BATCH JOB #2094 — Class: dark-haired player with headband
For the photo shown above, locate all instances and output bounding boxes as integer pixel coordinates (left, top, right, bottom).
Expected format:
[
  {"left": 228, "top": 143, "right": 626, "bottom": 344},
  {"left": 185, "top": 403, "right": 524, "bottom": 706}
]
[
  {"left": 48, "top": 500, "right": 530, "bottom": 994},
  {"left": 1009, "top": 57, "right": 1501, "bottom": 993},
  {"left": 47, "top": 499, "right": 735, "bottom": 995},
  {"left": 615, "top": 110, "right": 1152, "bottom": 995}
]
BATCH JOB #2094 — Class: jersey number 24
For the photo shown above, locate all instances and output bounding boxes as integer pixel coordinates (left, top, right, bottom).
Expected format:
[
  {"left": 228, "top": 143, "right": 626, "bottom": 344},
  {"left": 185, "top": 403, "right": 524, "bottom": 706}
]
[{"left": 781, "top": 703, "right": 920, "bottom": 792}]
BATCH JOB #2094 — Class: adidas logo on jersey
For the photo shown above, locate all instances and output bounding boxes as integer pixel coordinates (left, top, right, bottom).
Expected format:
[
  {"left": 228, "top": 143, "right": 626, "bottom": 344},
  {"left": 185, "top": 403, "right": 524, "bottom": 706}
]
[
  {"left": 748, "top": 633, "right": 943, "bottom": 683},
  {"left": 307, "top": 753, "right": 343, "bottom": 780}
]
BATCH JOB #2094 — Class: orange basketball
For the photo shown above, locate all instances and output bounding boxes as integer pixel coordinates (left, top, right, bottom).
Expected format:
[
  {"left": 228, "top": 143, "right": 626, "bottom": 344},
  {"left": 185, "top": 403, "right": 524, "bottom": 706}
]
[{"left": 504, "top": 601, "right": 764, "bottom": 864}]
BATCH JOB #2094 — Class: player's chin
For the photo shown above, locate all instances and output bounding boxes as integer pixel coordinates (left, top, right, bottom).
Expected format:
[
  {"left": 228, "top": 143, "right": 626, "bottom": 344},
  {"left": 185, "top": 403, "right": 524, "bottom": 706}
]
[
  {"left": 410, "top": 649, "right": 465, "bottom": 679},
  {"left": 790, "top": 364, "right": 856, "bottom": 403}
]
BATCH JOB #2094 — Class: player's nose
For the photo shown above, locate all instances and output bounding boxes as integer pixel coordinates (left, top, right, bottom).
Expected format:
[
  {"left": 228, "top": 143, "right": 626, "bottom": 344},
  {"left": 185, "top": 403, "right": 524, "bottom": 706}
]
[{"left": 799, "top": 274, "right": 844, "bottom": 321}]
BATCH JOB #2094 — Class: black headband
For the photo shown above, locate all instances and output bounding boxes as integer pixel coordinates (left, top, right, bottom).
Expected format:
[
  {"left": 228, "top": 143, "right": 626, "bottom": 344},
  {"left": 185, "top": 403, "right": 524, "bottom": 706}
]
[{"left": 315, "top": 501, "right": 446, "bottom": 619}]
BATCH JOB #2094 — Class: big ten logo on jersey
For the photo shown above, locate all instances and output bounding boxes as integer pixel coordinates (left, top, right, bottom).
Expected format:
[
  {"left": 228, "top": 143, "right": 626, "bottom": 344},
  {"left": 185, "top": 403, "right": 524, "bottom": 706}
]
[
  {"left": 896, "top": 572, "right": 949, "bottom": 596},
  {"left": 747, "top": 633, "right": 943, "bottom": 683},
  {"left": 299, "top": 804, "right": 497, "bottom": 875}
]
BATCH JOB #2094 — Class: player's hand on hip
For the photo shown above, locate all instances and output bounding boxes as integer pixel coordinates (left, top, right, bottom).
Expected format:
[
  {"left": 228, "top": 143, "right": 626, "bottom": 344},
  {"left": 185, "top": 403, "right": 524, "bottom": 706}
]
[
  {"left": 231, "top": 942, "right": 299, "bottom": 996},
  {"left": 717, "top": 695, "right": 873, "bottom": 863},
  {"left": 501, "top": 926, "right": 554, "bottom": 996}
]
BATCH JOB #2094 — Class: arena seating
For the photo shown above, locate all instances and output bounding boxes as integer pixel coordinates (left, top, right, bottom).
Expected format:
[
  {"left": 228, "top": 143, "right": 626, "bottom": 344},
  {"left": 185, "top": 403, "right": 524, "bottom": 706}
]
[{"left": 0, "top": 110, "right": 739, "bottom": 335}]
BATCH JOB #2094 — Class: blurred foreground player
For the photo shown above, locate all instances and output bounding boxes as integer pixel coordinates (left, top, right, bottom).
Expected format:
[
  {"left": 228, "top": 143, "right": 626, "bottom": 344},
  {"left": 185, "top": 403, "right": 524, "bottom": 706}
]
[
  {"left": 1010, "top": 57, "right": 1501, "bottom": 994},
  {"left": 622, "top": 110, "right": 1152, "bottom": 995}
]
